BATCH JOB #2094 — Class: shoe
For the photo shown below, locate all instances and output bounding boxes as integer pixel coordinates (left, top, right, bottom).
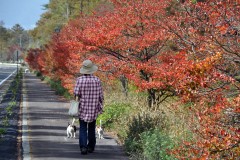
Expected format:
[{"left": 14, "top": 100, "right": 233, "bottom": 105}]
[
  {"left": 81, "top": 148, "right": 88, "bottom": 155},
  {"left": 88, "top": 147, "right": 94, "bottom": 153}
]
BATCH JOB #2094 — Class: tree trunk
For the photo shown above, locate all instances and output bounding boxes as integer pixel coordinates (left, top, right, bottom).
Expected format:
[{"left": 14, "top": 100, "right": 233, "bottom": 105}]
[
  {"left": 119, "top": 75, "right": 128, "bottom": 97},
  {"left": 80, "top": 0, "right": 83, "bottom": 15},
  {"left": 140, "top": 70, "right": 156, "bottom": 107},
  {"left": 147, "top": 89, "right": 156, "bottom": 108}
]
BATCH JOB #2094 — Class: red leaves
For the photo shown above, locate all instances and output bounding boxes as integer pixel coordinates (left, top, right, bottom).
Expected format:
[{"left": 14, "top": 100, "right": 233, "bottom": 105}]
[
  {"left": 25, "top": 48, "right": 42, "bottom": 71},
  {"left": 25, "top": 0, "right": 240, "bottom": 159}
]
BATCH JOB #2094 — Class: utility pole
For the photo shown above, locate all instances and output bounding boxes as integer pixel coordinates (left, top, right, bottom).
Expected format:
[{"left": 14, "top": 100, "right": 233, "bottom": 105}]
[
  {"left": 66, "top": 0, "right": 69, "bottom": 20},
  {"left": 0, "top": 44, "right": 2, "bottom": 61},
  {"left": 17, "top": 50, "right": 18, "bottom": 76},
  {"left": 17, "top": 34, "right": 22, "bottom": 76},
  {"left": 19, "top": 34, "right": 22, "bottom": 48},
  {"left": 80, "top": 0, "right": 83, "bottom": 15}
]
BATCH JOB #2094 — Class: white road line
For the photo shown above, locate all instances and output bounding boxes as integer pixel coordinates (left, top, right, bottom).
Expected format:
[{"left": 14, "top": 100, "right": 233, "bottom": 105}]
[{"left": 22, "top": 75, "right": 31, "bottom": 160}]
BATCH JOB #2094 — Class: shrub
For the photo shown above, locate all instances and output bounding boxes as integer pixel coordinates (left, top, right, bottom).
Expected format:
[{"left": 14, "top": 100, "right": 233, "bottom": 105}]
[
  {"left": 6, "top": 105, "right": 13, "bottom": 116},
  {"left": 141, "top": 129, "right": 177, "bottom": 160},
  {"left": 97, "top": 103, "right": 131, "bottom": 129},
  {"left": 35, "top": 71, "right": 42, "bottom": 77},
  {"left": 124, "top": 113, "right": 167, "bottom": 154},
  {"left": 0, "top": 128, "right": 6, "bottom": 137},
  {"left": 8, "top": 101, "right": 16, "bottom": 107},
  {"left": 2, "top": 116, "right": 9, "bottom": 127},
  {"left": 44, "top": 77, "right": 71, "bottom": 97}
]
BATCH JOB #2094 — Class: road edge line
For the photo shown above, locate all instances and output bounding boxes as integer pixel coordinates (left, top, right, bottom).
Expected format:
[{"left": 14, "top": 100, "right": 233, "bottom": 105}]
[{"left": 22, "top": 73, "right": 31, "bottom": 160}]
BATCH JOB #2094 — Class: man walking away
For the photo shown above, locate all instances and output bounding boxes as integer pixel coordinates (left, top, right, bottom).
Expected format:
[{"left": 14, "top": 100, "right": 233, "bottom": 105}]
[{"left": 74, "top": 59, "right": 104, "bottom": 155}]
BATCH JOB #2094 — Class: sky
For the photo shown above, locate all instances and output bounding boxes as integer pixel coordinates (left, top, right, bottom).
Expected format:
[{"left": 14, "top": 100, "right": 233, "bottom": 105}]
[{"left": 0, "top": 0, "right": 49, "bottom": 30}]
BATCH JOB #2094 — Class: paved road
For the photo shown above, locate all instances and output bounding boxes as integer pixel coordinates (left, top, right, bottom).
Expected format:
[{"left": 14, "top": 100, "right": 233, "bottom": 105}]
[{"left": 22, "top": 73, "right": 128, "bottom": 160}]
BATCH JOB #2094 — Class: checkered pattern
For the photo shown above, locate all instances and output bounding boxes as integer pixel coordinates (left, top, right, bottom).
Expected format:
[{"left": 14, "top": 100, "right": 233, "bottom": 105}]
[{"left": 74, "top": 75, "right": 104, "bottom": 122}]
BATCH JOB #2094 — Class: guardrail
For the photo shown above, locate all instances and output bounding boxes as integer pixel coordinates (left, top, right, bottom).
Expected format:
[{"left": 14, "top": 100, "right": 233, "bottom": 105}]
[
  {"left": 0, "top": 71, "right": 16, "bottom": 86},
  {"left": 0, "top": 70, "right": 17, "bottom": 103},
  {"left": 0, "top": 62, "right": 20, "bottom": 66}
]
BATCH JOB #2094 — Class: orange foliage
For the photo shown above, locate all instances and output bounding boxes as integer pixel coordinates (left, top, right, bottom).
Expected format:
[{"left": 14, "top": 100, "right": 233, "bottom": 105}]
[{"left": 25, "top": 0, "right": 239, "bottom": 158}]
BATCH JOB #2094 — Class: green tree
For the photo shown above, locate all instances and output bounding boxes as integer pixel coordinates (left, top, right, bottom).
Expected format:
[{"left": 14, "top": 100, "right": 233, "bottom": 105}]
[
  {"left": 0, "top": 23, "right": 30, "bottom": 61},
  {"left": 0, "top": 22, "right": 10, "bottom": 61},
  {"left": 29, "top": 0, "right": 103, "bottom": 47}
]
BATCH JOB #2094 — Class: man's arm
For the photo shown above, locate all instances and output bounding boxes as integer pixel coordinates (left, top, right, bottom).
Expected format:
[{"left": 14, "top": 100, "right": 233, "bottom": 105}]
[
  {"left": 99, "top": 81, "right": 104, "bottom": 106},
  {"left": 74, "top": 79, "right": 80, "bottom": 101}
]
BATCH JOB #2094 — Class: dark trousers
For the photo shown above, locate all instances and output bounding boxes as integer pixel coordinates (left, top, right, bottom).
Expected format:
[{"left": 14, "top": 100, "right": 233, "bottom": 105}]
[{"left": 79, "top": 119, "right": 96, "bottom": 150}]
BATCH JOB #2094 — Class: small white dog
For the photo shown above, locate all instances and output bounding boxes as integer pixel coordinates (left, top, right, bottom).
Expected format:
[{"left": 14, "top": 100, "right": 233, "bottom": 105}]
[
  {"left": 25, "top": 69, "right": 29, "bottom": 73},
  {"left": 96, "top": 119, "right": 104, "bottom": 139},
  {"left": 67, "top": 118, "right": 77, "bottom": 138}
]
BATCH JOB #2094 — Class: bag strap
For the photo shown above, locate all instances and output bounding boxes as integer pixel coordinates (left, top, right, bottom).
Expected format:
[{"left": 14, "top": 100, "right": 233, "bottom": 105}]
[
  {"left": 75, "top": 96, "right": 79, "bottom": 101},
  {"left": 72, "top": 117, "right": 76, "bottom": 125}
]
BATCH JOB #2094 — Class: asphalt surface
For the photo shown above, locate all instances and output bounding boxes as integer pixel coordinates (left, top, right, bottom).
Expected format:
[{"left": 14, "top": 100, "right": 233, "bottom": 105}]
[{"left": 22, "top": 73, "right": 129, "bottom": 160}]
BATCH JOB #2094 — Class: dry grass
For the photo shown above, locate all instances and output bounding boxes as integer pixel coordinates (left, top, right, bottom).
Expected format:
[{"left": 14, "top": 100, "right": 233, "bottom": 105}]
[{"left": 104, "top": 83, "right": 194, "bottom": 145}]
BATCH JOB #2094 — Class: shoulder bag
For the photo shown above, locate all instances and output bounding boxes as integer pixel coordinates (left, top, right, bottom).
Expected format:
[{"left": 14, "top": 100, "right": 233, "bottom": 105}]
[{"left": 68, "top": 100, "right": 79, "bottom": 116}]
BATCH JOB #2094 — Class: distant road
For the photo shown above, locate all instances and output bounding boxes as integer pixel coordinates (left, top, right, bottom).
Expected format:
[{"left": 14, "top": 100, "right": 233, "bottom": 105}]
[{"left": 0, "top": 63, "right": 17, "bottom": 85}]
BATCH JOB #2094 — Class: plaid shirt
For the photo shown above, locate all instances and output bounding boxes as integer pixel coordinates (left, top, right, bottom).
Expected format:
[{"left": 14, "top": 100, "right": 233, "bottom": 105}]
[{"left": 74, "top": 74, "right": 104, "bottom": 122}]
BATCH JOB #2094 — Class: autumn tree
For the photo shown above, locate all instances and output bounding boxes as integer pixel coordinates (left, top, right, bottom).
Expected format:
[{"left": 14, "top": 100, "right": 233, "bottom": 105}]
[
  {"left": 63, "top": 0, "right": 239, "bottom": 158},
  {"left": 162, "top": 0, "right": 240, "bottom": 158},
  {"left": 26, "top": 0, "right": 239, "bottom": 158},
  {"left": 25, "top": 48, "right": 41, "bottom": 70}
]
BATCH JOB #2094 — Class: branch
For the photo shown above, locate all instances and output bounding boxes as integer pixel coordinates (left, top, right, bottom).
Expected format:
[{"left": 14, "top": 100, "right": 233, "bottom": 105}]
[
  {"left": 98, "top": 47, "right": 128, "bottom": 61},
  {"left": 210, "top": 140, "right": 240, "bottom": 155},
  {"left": 212, "top": 35, "right": 240, "bottom": 58}
]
